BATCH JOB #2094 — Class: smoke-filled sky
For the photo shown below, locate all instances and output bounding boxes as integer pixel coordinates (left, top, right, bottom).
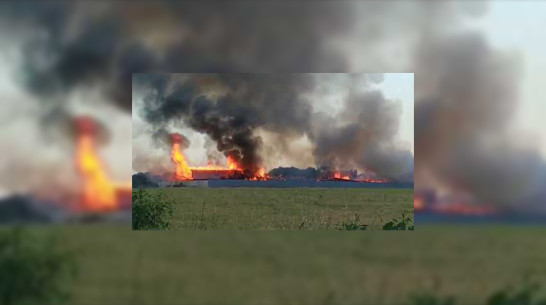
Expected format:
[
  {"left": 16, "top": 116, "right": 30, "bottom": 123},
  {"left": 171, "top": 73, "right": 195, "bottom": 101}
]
[
  {"left": 0, "top": 1, "right": 545, "bottom": 210},
  {"left": 132, "top": 73, "right": 414, "bottom": 180}
]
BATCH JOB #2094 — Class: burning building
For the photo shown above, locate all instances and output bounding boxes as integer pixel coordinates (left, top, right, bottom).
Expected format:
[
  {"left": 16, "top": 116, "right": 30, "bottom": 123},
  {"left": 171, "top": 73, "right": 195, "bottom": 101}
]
[{"left": 168, "top": 132, "right": 266, "bottom": 181}]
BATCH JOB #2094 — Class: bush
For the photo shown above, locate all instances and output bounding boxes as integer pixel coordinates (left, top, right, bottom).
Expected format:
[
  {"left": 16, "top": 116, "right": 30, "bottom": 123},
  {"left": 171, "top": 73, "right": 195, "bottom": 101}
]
[
  {"left": 383, "top": 213, "right": 415, "bottom": 230},
  {"left": 132, "top": 189, "right": 174, "bottom": 230},
  {"left": 0, "top": 227, "right": 76, "bottom": 305}
]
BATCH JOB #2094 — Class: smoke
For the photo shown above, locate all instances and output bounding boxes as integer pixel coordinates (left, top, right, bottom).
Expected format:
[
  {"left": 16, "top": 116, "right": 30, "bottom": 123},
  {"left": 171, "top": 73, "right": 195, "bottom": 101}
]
[
  {"left": 310, "top": 89, "right": 413, "bottom": 181},
  {"left": 135, "top": 74, "right": 316, "bottom": 176},
  {"left": 1, "top": 1, "right": 544, "bottom": 211},
  {"left": 134, "top": 73, "right": 413, "bottom": 180},
  {"left": 413, "top": 32, "right": 546, "bottom": 210},
  {"left": 0, "top": 2, "right": 358, "bottom": 117}
]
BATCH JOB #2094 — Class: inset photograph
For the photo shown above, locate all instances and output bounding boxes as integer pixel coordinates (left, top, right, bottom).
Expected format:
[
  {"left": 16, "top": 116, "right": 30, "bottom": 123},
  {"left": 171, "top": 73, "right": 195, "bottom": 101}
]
[{"left": 132, "top": 73, "right": 414, "bottom": 230}]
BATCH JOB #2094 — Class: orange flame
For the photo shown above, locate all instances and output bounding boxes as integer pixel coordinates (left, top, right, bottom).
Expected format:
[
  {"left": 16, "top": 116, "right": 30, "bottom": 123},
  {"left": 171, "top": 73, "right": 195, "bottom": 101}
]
[
  {"left": 249, "top": 167, "right": 268, "bottom": 180},
  {"left": 334, "top": 171, "right": 351, "bottom": 180},
  {"left": 171, "top": 142, "right": 193, "bottom": 180},
  {"left": 227, "top": 156, "right": 238, "bottom": 170},
  {"left": 188, "top": 156, "right": 242, "bottom": 172},
  {"left": 76, "top": 134, "right": 117, "bottom": 212}
]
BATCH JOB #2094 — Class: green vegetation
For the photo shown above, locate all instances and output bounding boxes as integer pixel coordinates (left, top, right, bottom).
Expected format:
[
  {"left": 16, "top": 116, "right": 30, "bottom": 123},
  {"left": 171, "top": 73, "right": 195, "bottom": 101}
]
[
  {"left": 383, "top": 213, "right": 415, "bottom": 230},
  {"left": 132, "top": 189, "right": 174, "bottom": 230},
  {"left": 337, "top": 213, "right": 369, "bottom": 230},
  {"left": 7, "top": 224, "right": 543, "bottom": 305},
  {"left": 0, "top": 227, "right": 75, "bottom": 305},
  {"left": 486, "top": 283, "right": 546, "bottom": 305},
  {"left": 408, "top": 282, "right": 546, "bottom": 305},
  {"left": 140, "top": 188, "right": 413, "bottom": 230}
]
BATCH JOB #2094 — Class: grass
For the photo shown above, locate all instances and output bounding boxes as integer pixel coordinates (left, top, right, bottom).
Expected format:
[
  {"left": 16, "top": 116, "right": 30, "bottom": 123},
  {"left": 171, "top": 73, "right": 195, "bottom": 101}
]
[
  {"left": 139, "top": 188, "right": 413, "bottom": 230},
  {"left": 16, "top": 224, "right": 546, "bottom": 305}
]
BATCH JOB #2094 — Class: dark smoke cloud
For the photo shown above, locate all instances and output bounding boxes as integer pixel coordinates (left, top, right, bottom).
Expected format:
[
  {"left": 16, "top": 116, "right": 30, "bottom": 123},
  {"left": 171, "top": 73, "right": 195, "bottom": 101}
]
[
  {"left": 1, "top": 2, "right": 356, "bottom": 115},
  {"left": 2, "top": 1, "right": 543, "bottom": 211},
  {"left": 135, "top": 74, "right": 317, "bottom": 176}
]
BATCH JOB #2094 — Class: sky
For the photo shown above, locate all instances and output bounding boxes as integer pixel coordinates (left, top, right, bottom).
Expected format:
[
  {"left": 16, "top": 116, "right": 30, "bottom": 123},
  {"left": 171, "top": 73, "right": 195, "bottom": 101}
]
[
  {"left": 374, "top": 73, "right": 414, "bottom": 154},
  {"left": 475, "top": 1, "right": 546, "bottom": 156}
]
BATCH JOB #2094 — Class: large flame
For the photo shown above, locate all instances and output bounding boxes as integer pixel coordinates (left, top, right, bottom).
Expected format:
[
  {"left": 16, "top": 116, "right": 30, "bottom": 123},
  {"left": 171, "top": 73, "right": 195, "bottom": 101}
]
[
  {"left": 171, "top": 141, "right": 193, "bottom": 180},
  {"left": 188, "top": 156, "right": 242, "bottom": 172},
  {"left": 76, "top": 132, "right": 117, "bottom": 212},
  {"left": 74, "top": 116, "right": 132, "bottom": 212},
  {"left": 227, "top": 156, "right": 238, "bottom": 170}
]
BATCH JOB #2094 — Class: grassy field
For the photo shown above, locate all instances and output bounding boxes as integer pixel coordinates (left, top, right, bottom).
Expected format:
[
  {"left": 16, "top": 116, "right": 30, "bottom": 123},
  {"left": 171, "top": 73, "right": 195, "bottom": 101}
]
[
  {"left": 24, "top": 224, "right": 546, "bottom": 305},
  {"left": 141, "top": 188, "right": 413, "bottom": 230}
]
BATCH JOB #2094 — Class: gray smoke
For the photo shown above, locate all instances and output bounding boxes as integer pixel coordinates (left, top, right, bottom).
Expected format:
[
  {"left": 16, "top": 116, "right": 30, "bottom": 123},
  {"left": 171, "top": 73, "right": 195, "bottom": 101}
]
[
  {"left": 3, "top": 1, "right": 544, "bottom": 211},
  {"left": 310, "top": 90, "right": 413, "bottom": 181},
  {"left": 0, "top": 2, "right": 356, "bottom": 115},
  {"left": 414, "top": 33, "right": 546, "bottom": 211}
]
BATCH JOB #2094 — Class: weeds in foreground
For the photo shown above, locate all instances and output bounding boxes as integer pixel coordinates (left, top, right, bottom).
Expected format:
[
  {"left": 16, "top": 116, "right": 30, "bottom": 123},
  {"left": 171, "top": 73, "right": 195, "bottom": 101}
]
[
  {"left": 337, "top": 214, "right": 368, "bottom": 230},
  {"left": 132, "top": 189, "right": 174, "bottom": 230},
  {"left": 337, "top": 212, "right": 415, "bottom": 230},
  {"left": 383, "top": 213, "right": 415, "bottom": 230}
]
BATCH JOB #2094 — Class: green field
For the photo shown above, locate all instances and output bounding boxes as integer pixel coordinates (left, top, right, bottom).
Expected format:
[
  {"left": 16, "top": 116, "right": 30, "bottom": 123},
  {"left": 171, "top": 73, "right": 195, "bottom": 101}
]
[
  {"left": 141, "top": 188, "right": 413, "bottom": 230},
  {"left": 26, "top": 225, "right": 546, "bottom": 305}
]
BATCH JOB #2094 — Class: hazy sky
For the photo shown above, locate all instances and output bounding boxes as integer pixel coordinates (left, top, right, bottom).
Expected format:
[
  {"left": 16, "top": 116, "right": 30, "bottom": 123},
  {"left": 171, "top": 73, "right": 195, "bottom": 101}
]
[{"left": 476, "top": 1, "right": 546, "bottom": 156}]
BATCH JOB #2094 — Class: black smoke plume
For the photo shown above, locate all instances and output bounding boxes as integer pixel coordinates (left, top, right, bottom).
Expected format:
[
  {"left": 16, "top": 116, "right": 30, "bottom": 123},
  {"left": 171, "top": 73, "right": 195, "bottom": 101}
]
[{"left": 135, "top": 74, "right": 316, "bottom": 176}]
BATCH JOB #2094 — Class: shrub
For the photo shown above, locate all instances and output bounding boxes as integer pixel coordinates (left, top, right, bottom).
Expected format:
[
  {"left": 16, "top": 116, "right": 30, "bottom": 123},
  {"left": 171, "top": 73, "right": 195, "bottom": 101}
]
[
  {"left": 0, "top": 227, "right": 76, "bottom": 305},
  {"left": 383, "top": 212, "right": 415, "bottom": 230},
  {"left": 132, "top": 189, "right": 174, "bottom": 230}
]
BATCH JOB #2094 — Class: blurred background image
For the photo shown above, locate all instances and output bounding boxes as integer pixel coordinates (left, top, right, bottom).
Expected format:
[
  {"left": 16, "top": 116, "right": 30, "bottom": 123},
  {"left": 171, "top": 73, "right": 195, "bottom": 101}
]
[{"left": 0, "top": 1, "right": 545, "bottom": 305}]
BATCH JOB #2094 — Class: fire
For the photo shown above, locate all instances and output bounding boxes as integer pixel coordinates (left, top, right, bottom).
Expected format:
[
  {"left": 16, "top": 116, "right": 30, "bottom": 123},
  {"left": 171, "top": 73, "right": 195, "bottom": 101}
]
[
  {"left": 169, "top": 133, "right": 268, "bottom": 181},
  {"left": 171, "top": 141, "right": 193, "bottom": 180},
  {"left": 414, "top": 191, "right": 497, "bottom": 216},
  {"left": 414, "top": 196, "right": 425, "bottom": 210},
  {"left": 227, "top": 156, "right": 238, "bottom": 170},
  {"left": 75, "top": 118, "right": 117, "bottom": 212},
  {"left": 334, "top": 172, "right": 351, "bottom": 180},
  {"left": 188, "top": 156, "right": 242, "bottom": 172},
  {"left": 249, "top": 167, "right": 269, "bottom": 180}
]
